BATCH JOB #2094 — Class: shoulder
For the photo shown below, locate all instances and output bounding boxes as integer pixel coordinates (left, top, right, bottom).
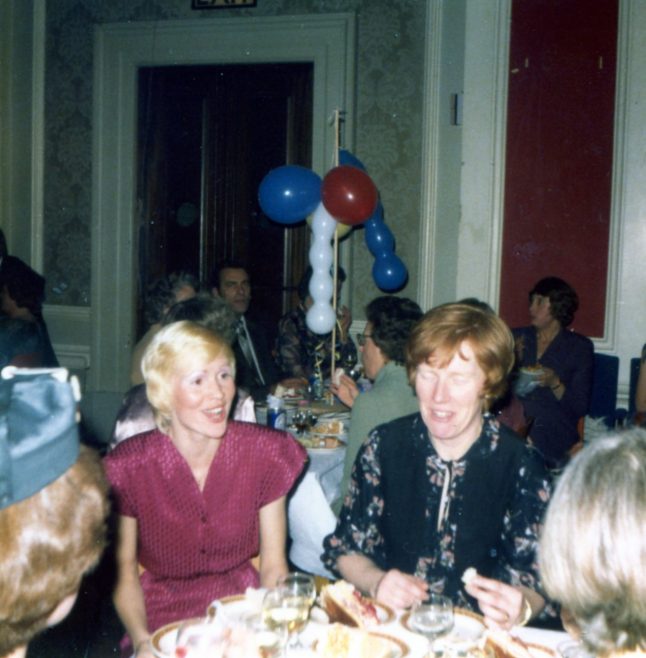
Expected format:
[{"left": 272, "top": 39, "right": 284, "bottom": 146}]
[
  {"left": 562, "top": 329, "right": 593, "bottom": 350},
  {"left": 512, "top": 325, "right": 533, "bottom": 338},
  {"left": 105, "top": 429, "right": 166, "bottom": 464},
  {"left": 371, "top": 412, "right": 422, "bottom": 443}
]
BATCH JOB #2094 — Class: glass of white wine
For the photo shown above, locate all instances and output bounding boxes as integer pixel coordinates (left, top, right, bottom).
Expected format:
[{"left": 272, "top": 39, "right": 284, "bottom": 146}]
[
  {"left": 262, "top": 586, "right": 310, "bottom": 656},
  {"left": 277, "top": 572, "right": 316, "bottom": 648},
  {"left": 409, "top": 593, "right": 454, "bottom": 649}
]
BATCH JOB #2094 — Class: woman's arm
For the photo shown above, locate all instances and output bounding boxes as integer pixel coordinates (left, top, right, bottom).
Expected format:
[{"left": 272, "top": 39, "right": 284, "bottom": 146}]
[
  {"left": 113, "top": 515, "right": 155, "bottom": 657},
  {"left": 337, "top": 554, "right": 428, "bottom": 609},
  {"left": 258, "top": 496, "right": 290, "bottom": 588}
]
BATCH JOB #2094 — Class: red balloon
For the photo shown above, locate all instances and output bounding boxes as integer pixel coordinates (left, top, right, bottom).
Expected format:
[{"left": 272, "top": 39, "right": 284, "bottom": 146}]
[{"left": 321, "top": 165, "right": 379, "bottom": 225}]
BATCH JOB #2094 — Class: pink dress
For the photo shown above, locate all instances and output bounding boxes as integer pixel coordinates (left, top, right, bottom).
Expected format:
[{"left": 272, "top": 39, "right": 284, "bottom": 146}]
[{"left": 104, "top": 421, "right": 306, "bottom": 638}]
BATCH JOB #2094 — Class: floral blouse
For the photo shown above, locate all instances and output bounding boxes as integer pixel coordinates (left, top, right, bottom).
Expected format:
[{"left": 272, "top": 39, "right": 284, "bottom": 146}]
[
  {"left": 323, "top": 414, "right": 556, "bottom": 617},
  {"left": 276, "top": 305, "right": 357, "bottom": 380}
]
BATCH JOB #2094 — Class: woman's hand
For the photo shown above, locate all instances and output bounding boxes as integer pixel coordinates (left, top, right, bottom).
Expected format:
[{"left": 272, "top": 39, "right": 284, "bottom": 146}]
[
  {"left": 374, "top": 569, "right": 429, "bottom": 610},
  {"left": 464, "top": 574, "right": 530, "bottom": 630},
  {"left": 331, "top": 374, "right": 360, "bottom": 408},
  {"left": 538, "top": 367, "right": 565, "bottom": 399}
]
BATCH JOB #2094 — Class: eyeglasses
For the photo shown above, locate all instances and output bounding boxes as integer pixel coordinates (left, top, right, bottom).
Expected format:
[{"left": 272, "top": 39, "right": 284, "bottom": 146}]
[{"left": 356, "top": 333, "right": 373, "bottom": 347}]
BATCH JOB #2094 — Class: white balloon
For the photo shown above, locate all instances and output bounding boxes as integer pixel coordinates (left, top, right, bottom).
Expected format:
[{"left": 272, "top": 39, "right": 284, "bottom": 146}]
[
  {"left": 309, "top": 242, "right": 334, "bottom": 271},
  {"left": 309, "top": 270, "right": 334, "bottom": 302},
  {"left": 306, "top": 301, "right": 336, "bottom": 334},
  {"left": 311, "top": 202, "right": 336, "bottom": 241}
]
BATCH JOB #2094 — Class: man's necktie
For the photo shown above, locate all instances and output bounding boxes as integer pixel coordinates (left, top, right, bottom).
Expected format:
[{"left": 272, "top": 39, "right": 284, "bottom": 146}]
[{"left": 236, "top": 319, "right": 266, "bottom": 386}]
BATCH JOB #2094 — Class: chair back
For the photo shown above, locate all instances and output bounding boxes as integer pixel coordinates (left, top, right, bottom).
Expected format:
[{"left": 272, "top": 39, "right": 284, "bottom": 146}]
[
  {"left": 589, "top": 353, "right": 619, "bottom": 428},
  {"left": 628, "top": 356, "right": 641, "bottom": 416}
]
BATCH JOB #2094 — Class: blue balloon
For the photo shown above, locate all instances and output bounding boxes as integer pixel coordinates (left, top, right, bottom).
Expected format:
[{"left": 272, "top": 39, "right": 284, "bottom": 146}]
[
  {"left": 339, "top": 149, "right": 367, "bottom": 171},
  {"left": 258, "top": 165, "right": 322, "bottom": 225},
  {"left": 365, "top": 212, "right": 394, "bottom": 257},
  {"left": 372, "top": 253, "right": 408, "bottom": 291}
]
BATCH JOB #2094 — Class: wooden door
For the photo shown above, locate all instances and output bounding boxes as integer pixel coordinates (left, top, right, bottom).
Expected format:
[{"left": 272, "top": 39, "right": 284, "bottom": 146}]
[{"left": 136, "top": 63, "right": 313, "bottom": 341}]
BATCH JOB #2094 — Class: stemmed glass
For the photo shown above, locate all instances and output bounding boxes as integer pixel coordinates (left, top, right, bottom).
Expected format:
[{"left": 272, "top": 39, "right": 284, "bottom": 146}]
[
  {"left": 409, "top": 594, "right": 454, "bottom": 650},
  {"left": 278, "top": 572, "right": 316, "bottom": 649},
  {"left": 261, "top": 585, "right": 311, "bottom": 656}
]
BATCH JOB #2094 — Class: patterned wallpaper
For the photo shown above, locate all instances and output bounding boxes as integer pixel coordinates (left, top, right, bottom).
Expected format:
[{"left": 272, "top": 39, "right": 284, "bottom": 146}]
[{"left": 44, "top": 0, "right": 426, "bottom": 314}]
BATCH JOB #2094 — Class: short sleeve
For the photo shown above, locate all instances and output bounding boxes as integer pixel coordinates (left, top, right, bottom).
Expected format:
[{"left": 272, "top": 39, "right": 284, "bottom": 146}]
[{"left": 103, "top": 436, "right": 149, "bottom": 518}]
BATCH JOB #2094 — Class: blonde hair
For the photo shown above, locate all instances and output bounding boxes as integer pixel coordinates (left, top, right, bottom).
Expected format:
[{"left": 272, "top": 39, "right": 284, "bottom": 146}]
[
  {"left": 0, "top": 446, "right": 109, "bottom": 655},
  {"left": 142, "top": 320, "right": 235, "bottom": 432},
  {"left": 539, "top": 429, "right": 646, "bottom": 656},
  {"left": 405, "top": 303, "right": 514, "bottom": 402}
]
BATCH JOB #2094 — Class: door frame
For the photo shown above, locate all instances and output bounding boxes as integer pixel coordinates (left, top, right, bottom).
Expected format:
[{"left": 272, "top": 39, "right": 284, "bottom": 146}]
[{"left": 92, "top": 14, "right": 356, "bottom": 392}]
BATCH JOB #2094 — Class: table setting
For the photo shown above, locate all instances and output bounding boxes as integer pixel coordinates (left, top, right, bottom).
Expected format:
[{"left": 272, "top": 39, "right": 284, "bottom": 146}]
[{"left": 149, "top": 576, "right": 576, "bottom": 658}]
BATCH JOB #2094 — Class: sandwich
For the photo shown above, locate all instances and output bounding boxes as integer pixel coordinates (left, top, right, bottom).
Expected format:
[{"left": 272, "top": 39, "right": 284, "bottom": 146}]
[
  {"left": 484, "top": 630, "right": 555, "bottom": 658},
  {"left": 320, "top": 580, "right": 380, "bottom": 628},
  {"left": 317, "top": 624, "right": 397, "bottom": 658}
]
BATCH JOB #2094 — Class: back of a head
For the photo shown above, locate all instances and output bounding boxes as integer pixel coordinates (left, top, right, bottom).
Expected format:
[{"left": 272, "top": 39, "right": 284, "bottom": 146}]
[
  {"left": 539, "top": 428, "right": 646, "bottom": 656},
  {"left": 163, "top": 293, "right": 237, "bottom": 346},
  {"left": 406, "top": 302, "right": 514, "bottom": 401},
  {"left": 0, "top": 369, "right": 109, "bottom": 656},
  {"left": 366, "top": 296, "right": 422, "bottom": 364},
  {"left": 144, "top": 271, "right": 199, "bottom": 326}
]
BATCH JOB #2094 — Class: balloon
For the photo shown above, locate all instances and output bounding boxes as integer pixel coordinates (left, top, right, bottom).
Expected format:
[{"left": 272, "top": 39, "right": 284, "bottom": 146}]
[
  {"left": 309, "top": 242, "right": 334, "bottom": 271},
  {"left": 364, "top": 213, "right": 395, "bottom": 257},
  {"left": 309, "top": 270, "right": 334, "bottom": 301},
  {"left": 258, "top": 165, "right": 321, "bottom": 224},
  {"left": 321, "top": 166, "right": 379, "bottom": 225},
  {"left": 306, "top": 301, "right": 337, "bottom": 334},
  {"left": 306, "top": 213, "right": 353, "bottom": 240},
  {"left": 339, "top": 149, "right": 367, "bottom": 171},
  {"left": 310, "top": 202, "right": 337, "bottom": 240},
  {"left": 372, "top": 253, "right": 408, "bottom": 291}
]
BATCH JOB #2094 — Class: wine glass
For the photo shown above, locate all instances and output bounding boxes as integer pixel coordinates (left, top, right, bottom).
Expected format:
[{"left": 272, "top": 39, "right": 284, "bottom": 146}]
[
  {"left": 409, "top": 594, "right": 454, "bottom": 649},
  {"left": 278, "top": 572, "right": 316, "bottom": 647},
  {"left": 261, "top": 587, "right": 310, "bottom": 656}
]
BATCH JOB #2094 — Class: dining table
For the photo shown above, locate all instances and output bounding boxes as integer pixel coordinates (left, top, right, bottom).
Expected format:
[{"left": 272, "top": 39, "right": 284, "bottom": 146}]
[{"left": 151, "top": 590, "right": 577, "bottom": 658}]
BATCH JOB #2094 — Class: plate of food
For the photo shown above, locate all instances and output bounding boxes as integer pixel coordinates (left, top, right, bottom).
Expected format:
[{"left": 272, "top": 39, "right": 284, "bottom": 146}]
[
  {"left": 311, "top": 418, "right": 347, "bottom": 436},
  {"left": 151, "top": 616, "right": 280, "bottom": 658},
  {"left": 299, "top": 434, "right": 348, "bottom": 452},
  {"left": 484, "top": 629, "right": 557, "bottom": 658},
  {"left": 314, "top": 623, "right": 409, "bottom": 657},
  {"left": 319, "top": 580, "right": 395, "bottom": 627}
]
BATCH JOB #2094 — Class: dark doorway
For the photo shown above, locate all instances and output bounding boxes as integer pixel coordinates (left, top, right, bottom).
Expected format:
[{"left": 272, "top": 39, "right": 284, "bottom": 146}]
[{"left": 136, "top": 63, "right": 313, "bottom": 343}]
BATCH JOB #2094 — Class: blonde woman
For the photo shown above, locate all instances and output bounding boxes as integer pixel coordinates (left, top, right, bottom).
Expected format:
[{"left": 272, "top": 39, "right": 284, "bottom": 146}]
[{"left": 105, "top": 321, "right": 306, "bottom": 657}]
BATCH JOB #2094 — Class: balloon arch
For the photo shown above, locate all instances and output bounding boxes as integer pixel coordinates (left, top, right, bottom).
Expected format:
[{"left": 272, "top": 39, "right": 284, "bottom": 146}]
[{"left": 258, "top": 148, "right": 408, "bottom": 336}]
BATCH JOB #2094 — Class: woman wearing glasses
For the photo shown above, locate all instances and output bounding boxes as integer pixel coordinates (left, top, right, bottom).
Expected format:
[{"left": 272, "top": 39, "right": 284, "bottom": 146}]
[{"left": 330, "top": 296, "right": 422, "bottom": 514}]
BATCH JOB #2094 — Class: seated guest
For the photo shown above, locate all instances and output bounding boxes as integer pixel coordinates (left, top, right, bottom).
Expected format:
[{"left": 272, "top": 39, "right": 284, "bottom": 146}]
[
  {"left": 539, "top": 428, "right": 646, "bottom": 657},
  {"left": 323, "top": 303, "right": 555, "bottom": 628},
  {"left": 210, "top": 260, "right": 296, "bottom": 401},
  {"left": 0, "top": 228, "right": 6, "bottom": 265},
  {"left": 0, "top": 370, "right": 109, "bottom": 658},
  {"left": 130, "top": 271, "right": 198, "bottom": 385},
  {"left": 512, "top": 277, "right": 593, "bottom": 468},
  {"left": 111, "top": 293, "right": 241, "bottom": 450},
  {"left": 276, "top": 265, "right": 357, "bottom": 382},
  {"left": 104, "top": 321, "right": 306, "bottom": 657},
  {"left": 0, "top": 255, "right": 58, "bottom": 367},
  {"left": 0, "top": 317, "right": 42, "bottom": 368},
  {"left": 330, "top": 296, "right": 422, "bottom": 514}
]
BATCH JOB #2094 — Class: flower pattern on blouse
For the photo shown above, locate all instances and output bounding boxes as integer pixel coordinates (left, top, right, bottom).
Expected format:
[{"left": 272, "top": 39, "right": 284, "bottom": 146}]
[
  {"left": 276, "top": 305, "right": 357, "bottom": 379},
  {"left": 323, "top": 414, "right": 557, "bottom": 618}
]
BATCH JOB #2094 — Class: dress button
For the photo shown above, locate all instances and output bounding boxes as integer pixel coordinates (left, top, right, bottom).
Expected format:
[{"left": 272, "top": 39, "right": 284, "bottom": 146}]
[{"left": 200, "top": 514, "right": 207, "bottom": 523}]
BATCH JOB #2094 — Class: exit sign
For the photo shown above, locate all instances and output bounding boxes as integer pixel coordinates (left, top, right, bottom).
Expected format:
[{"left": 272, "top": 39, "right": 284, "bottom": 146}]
[{"left": 192, "top": 0, "right": 256, "bottom": 8}]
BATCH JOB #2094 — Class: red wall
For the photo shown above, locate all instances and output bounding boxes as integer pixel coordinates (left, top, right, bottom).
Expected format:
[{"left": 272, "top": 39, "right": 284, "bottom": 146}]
[{"left": 499, "top": 0, "right": 618, "bottom": 337}]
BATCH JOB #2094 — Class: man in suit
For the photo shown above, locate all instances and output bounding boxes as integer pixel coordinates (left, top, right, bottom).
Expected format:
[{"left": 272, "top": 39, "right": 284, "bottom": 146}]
[{"left": 211, "top": 260, "right": 303, "bottom": 401}]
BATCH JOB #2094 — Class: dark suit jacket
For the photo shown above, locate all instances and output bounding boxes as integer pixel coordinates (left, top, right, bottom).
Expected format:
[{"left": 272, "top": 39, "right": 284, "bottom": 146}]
[{"left": 234, "top": 317, "right": 280, "bottom": 402}]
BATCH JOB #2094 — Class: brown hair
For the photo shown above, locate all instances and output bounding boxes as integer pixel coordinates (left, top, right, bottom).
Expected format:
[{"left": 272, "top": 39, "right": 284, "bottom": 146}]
[
  {"left": 405, "top": 302, "right": 514, "bottom": 402},
  {"left": 0, "top": 446, "right": 109, "bottom": 655}
]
